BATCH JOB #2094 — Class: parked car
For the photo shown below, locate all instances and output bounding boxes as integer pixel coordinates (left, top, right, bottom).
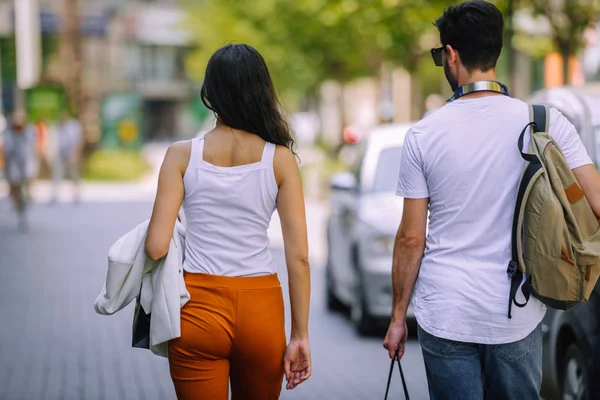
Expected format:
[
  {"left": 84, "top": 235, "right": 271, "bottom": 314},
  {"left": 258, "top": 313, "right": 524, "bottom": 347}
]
[
  {"left": 539, "top": 288, "right": 600, "bottom": 400},
  {"left": 326, "top": 122, "right": 415, "bottom": 335},
  {"left": 529, "top": 86, "right": 600, "bottom": 400}
]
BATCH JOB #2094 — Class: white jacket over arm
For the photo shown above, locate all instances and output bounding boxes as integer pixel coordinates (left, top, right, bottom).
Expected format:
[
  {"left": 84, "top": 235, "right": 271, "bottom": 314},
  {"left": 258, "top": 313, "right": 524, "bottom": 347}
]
[{"left": 94, "top": 220, "right": 190, "bottom": 357}]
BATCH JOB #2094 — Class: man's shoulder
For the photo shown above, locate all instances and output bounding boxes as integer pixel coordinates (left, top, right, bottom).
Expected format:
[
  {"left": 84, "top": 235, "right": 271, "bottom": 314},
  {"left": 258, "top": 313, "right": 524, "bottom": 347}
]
[
  {"left": 410, "top": 107, "right": 446, "bottom": 135},
  {"left": 410, "top": 102, "right": 461, "bottom": 135},
  {"left": 415, "top": 97, "right": 529, "bottom": 131}
]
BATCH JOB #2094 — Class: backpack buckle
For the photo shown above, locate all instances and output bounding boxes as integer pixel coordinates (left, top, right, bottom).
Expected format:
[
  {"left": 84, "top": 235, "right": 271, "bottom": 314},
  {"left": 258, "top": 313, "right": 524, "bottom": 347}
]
[{"left": 507, "top": 260, "right": 518, "bottom": 277}]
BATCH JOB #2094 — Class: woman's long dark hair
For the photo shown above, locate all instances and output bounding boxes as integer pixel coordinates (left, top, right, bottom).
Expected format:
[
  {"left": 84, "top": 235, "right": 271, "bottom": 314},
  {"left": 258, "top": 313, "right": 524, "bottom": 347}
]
[{"left": 201, "top": 44, "right": 295, "bottom": 152}]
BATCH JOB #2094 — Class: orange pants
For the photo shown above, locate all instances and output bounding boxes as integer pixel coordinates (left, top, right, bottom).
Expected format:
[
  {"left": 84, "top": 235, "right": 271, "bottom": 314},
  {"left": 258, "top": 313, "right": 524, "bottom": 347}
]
[{"left": 168, "top": 272, "right": 287, "bottom": 400}]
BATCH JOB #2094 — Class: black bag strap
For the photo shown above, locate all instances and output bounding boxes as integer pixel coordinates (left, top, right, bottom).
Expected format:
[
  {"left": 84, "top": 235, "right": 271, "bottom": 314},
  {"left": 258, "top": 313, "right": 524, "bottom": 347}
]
[
  {"left": 507, "top": 105, "right": 547, "bottom": 318},
  {"left": 384, "top": 350, "right": 410, "bottom": 400}
]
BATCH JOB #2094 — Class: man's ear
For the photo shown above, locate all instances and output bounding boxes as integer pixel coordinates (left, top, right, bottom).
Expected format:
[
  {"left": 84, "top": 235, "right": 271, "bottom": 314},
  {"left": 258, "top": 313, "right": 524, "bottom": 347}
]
[{"left": 445, "top": 45, "right": 459, "bottom": 66}]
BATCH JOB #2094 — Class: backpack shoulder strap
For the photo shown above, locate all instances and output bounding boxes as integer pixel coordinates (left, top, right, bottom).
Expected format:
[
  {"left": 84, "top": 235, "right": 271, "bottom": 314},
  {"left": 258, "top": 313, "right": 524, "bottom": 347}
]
[
  {"left": 531, "top": 104, "right": 549, "bottom": 134},
  {"left": 507, "top": 105, "right": 548, "bottom": 319}
]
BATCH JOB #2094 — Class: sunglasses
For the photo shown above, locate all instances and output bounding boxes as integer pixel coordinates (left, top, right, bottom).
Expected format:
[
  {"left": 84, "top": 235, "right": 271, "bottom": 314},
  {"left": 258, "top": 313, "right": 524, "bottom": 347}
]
[{"left": 431, "top": 47, "right": 444, "bottom": 67}]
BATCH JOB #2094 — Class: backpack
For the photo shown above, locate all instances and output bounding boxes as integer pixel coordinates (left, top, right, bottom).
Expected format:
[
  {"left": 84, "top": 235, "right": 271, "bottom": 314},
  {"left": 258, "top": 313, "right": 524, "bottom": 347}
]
[{"left": 507, "top": 104, "right": 600, "bottom": 319}]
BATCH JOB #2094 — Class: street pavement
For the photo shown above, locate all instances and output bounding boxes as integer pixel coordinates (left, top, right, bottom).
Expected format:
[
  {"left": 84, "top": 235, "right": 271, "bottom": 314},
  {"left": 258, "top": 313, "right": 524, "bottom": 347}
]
[{"left": 0, "top": 190, "right": 429, "bottom": 399}]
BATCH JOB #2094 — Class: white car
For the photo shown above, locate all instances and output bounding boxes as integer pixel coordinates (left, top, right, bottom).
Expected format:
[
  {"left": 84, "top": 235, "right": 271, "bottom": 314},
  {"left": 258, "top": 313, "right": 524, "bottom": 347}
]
[{"left": 326, "top": 122, "right": 415, "bottom": 335}]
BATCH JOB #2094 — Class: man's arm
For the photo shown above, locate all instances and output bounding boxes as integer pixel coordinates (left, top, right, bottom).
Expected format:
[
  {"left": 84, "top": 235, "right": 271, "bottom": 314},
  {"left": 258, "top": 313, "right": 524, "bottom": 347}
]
[
  {"left": 391, "top": 198, "right": 428, "bottom": 320},
  {"left": 384, "top": 197, "right": 428, "bottom": 359},
  {"left": 573, "top": 164, "right": 600, "bottom": 218}
]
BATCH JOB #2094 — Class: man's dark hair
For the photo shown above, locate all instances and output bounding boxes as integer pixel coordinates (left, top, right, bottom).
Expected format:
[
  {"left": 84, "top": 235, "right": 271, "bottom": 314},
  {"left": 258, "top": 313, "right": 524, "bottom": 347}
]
[{"left": 434, "top": 0, "right": 504, "bottom": 72}]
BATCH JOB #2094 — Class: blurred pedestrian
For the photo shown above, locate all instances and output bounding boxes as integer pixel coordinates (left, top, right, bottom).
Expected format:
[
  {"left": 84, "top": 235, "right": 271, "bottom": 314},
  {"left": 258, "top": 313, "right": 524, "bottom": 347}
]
[
  {"left": 383, "top": 1, "right": 600, "bottom": 399},
  {"left": 3, "top": 109, "right": 38, "bottom": 228},
  {"left": 34, "top": 116, "right": 51, "bottom": 175},
  {"left": 145, "top": 44, "right": 312, "bottom": 400},
  {"left": 50, "top": 113, "right": 83, "bottom": 203}
]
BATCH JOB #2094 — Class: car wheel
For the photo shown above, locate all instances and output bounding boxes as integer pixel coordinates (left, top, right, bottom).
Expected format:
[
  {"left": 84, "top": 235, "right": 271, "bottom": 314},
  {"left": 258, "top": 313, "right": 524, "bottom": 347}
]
[
  {"left": 561, "top": 343, "right": 590, "bottom": 400},
  {"left": 326, "top": 263, "right": 345, "bottom": 312},
  {"left": 351, "top": 279, "right": 375, "bottom": 336}
]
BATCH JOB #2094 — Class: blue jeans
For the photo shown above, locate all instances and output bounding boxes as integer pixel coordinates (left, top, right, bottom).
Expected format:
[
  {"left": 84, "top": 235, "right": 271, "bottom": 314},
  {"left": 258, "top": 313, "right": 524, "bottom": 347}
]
[{"left": 418, "top": 324, "right": 542, "bottom": 400}]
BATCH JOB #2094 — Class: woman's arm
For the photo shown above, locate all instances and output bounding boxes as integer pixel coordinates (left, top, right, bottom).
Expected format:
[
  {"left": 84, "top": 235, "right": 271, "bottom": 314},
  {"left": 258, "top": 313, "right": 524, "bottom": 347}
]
[
  {"left": 145, "top": 141, "right": 190, "bottom": 261},
  {"left": 274, "top": 146, "right": 310, "bottom": 338},
  {"left": 274, "top": 146, "right": 312, "bottom": 390}
]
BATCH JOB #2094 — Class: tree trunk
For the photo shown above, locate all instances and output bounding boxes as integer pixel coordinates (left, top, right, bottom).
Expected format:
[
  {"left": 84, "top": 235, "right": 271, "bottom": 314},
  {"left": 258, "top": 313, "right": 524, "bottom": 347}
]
[
  {"left": 562, "top": 49, "right": 570, "bottom": 86},
  {"left": 60, "top": 0, "right": 83, "bottom": 129},
  {"left": 506, "top": 0, "right": 517, "bottom": 90}
]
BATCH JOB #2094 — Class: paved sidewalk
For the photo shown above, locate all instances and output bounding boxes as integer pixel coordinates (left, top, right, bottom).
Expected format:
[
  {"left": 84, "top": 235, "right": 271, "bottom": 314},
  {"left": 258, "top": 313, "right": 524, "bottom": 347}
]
[
  {"left": 0, "top": 143, "right": 429, "bottom": 400},
  {"left": 0, "top": 202, "right": 172, "bottom": 400},
  {"left": 0, "top": 201, "right": 429, "bottom": 400}
]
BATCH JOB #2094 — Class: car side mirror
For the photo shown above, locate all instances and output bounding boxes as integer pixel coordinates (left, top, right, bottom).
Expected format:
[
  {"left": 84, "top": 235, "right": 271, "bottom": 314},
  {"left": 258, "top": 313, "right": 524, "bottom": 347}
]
[{"left": 330, "top": 172, "right": 358, "bottom": 192}]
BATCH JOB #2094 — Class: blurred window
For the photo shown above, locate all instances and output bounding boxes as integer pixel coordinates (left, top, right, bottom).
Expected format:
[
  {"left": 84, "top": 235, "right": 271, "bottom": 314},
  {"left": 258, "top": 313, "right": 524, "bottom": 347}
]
[
  {"left": 137, "top": 45, "right": 186, "bottom": 81},
  {"left": 155, "top": 46, "right": 176, "bottom": 80},
  {"left": 141, "top": 45, "right": 155, "bottom": 80},
  {"left": 372, "top": 146, "right": 402, "bottom": 193}
]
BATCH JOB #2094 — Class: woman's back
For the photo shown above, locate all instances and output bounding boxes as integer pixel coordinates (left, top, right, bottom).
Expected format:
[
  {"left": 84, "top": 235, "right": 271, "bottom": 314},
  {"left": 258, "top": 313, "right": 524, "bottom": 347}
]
[
  {"left": 145, "top": 44, "right": 311, "bottom": 399},
  {"left": 182, "top": 131, "right": 279, "bottom": 276}
]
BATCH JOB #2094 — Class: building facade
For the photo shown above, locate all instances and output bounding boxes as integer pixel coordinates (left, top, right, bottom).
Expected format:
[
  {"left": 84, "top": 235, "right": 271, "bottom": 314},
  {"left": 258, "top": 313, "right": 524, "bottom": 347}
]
[{"left": 0, "top": 0, "right": 203, "bottom": 147}]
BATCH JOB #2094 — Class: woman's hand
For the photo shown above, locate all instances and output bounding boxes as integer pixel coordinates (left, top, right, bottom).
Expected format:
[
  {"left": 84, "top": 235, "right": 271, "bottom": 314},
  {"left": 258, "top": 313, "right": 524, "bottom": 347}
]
[{"left": 283, "top": 337, "right": 312, "bottom": 390}]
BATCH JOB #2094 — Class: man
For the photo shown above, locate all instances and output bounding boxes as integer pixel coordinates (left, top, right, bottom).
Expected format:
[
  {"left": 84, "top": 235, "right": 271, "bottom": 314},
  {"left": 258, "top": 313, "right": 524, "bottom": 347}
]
[
  {"left": 51, "top": 113, "right": 83, "bottom": 203},
  {"left": 3, "top": 110, "right": 38, "bottom": 228},
  {"left": 383, "top": 1, "right": 600, "bottom": 399}
]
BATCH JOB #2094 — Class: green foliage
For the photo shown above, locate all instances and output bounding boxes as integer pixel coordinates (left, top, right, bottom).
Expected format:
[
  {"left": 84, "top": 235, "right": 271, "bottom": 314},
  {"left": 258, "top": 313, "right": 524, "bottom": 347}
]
[
  {"left": 528, "top": 0, "right": 599, "bottom": 55},
  {"left": 181, "top": 0, "right": 448, "bottom": 96},
  {"left": 182, "top": 0, "right": 598, "bottom": 99},
  {"left": 498, "top": 0, "right": 600, "bottom": 58},
  {"left": 83, "top": 149, "right": 152, "bottom": 182}
]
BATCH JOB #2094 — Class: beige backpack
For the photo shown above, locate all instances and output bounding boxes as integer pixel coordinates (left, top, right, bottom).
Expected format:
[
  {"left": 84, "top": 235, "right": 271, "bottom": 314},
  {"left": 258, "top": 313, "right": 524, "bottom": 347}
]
[{"left": 507, "top": 105, "right": 600, "bottom": 318}]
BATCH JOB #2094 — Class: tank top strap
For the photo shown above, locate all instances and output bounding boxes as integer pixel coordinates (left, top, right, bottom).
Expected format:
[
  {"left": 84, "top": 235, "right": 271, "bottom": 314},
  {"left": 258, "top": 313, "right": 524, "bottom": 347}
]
[
  {"left": 191, "top": 136, "right": 205, "bottom": 166},
  {"left": 261, "top": 142, "right": 276, "bottom": 168}
]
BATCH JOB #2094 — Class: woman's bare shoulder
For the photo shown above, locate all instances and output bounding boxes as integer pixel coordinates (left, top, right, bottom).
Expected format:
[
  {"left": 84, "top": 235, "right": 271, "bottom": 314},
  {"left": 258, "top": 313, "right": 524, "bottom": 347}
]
[
  {"left": 273, "top": 145, "right": 298, "bottom": 185},
  {"left": 273, "top": 144, "right": 296, "bottom": 162},
  {"left": 164, "top": 140, "right": 193, "bottom": 171}
]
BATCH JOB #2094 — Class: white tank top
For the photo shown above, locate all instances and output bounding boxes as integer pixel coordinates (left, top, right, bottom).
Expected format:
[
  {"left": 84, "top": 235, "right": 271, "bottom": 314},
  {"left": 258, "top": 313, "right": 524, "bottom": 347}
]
[{"left": 182, "top": 136, "right": 279, "bottom": 276}]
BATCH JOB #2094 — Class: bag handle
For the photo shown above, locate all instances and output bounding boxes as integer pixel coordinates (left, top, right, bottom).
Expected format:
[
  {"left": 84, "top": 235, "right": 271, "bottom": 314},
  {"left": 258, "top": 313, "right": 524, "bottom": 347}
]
[{"left": 384, "top": 350, "right": 410, "bottom": 400}]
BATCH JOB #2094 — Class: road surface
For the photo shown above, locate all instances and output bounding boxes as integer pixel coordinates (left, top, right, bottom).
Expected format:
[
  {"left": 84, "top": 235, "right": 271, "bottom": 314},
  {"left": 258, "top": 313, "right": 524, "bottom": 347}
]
[{"left": 0, "top": 197, "right": 429, "bottom": 400}]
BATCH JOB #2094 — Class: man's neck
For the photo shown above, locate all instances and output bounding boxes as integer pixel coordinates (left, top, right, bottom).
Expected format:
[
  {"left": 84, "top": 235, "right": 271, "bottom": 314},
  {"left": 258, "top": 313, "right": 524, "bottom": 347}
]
[{"left": 457, "top": 70, "right": 503, "bottom": 99}]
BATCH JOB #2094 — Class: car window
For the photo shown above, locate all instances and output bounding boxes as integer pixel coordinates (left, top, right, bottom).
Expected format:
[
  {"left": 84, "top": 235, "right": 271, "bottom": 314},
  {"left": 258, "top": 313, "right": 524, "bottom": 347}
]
[
  {"left": 372, "top": 146, "right": 402, "bottom": 193},
  {"left": 349, "top": 142, "right": 367, "bottom": 185}
]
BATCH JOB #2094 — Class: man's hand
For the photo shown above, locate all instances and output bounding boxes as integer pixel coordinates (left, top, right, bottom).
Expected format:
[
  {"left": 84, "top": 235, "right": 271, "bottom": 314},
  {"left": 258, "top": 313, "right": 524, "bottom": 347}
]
[
  {"left": 283, "top": 337, "right": 312, "bottom": 390},
  {"left": 383, "top": 319, "right": 408, "bottom": 360}
]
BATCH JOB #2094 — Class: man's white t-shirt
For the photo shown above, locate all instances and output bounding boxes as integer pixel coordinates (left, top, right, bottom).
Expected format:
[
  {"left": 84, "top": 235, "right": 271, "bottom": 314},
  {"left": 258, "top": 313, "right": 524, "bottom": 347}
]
[{"left": 397, "top": 95, "right": 593, "bottom": 344}]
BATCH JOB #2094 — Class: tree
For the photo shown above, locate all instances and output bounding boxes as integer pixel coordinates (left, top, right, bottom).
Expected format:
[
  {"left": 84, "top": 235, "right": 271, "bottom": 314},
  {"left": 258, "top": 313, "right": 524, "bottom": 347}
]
[
  {"left": 182, "top": 0, "right": 447, "bottom": 96},
  {"left": 60, "top": 0, "right": 82, "bottom": 119},
  {"left": 528, "top": 0, "right": 599, "bottom": 85},
  {"left": 182, "top": 0, "right": 371, "bottom": 96},
  {"left": 503, "top": 0, "right": 518, "bottom": 90}
]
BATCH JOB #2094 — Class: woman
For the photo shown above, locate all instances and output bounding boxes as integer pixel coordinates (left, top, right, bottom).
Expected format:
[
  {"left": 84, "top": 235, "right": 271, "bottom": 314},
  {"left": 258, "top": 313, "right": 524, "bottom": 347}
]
[
  {"left": 145, "top": 44, "right": 312, "bottom": 400},
  {"left": 3, "top": 110, "right": 38, "bottom": 222}
]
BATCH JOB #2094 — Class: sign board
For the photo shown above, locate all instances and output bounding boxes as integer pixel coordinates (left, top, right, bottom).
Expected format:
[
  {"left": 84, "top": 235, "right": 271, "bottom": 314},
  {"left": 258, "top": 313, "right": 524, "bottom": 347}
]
[
  {"left": 25, "top": 86, "right": 66, "bottom": 122},
  {"left": 101, "top": 93, "right": 143, "bottom": 149},
  {"left": 40, "top": 10, "right": 108, "bottom": 37},
  {"left": 131, "top": 7, "right": 191, "bottom": 46}
]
